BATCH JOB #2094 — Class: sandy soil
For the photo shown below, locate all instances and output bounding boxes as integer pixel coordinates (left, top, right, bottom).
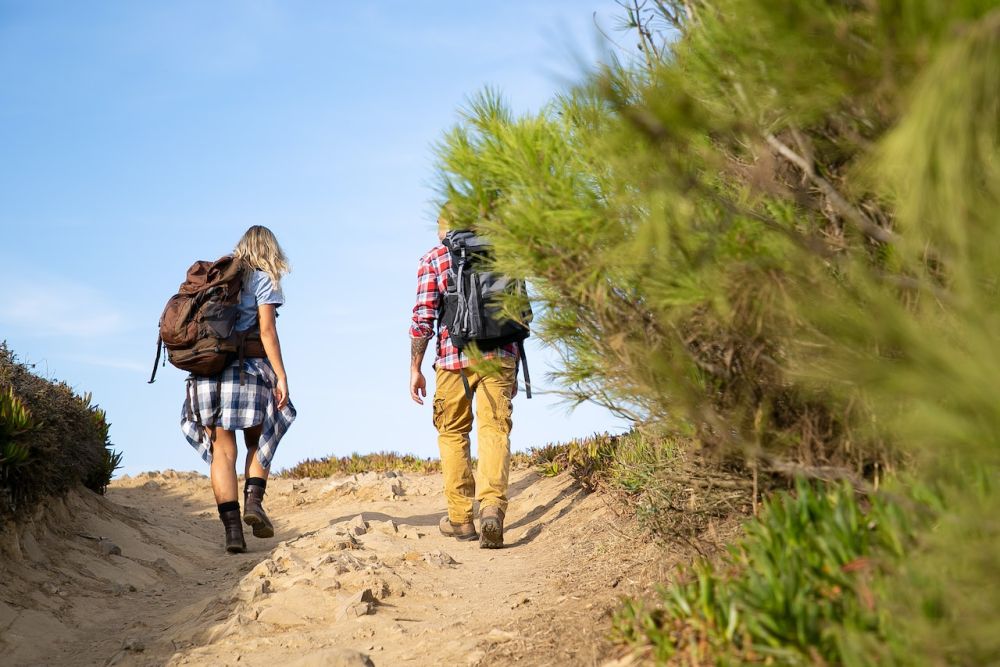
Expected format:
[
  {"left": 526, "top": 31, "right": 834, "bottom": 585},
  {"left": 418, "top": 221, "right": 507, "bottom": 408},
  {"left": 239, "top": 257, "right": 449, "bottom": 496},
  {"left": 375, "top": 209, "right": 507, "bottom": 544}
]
[{"left": 0, "top": 468, "right": 682, "bottom": 667}]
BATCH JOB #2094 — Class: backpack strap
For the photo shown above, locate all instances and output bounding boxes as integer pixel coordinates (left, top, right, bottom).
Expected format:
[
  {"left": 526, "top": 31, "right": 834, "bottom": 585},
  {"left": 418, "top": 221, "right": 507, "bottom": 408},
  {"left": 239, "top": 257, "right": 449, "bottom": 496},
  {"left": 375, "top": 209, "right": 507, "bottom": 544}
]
[
  {"left": 518, "top": 341, "right": 532, "bottom": 399},
  {"left": 213, "top": 375, "right": 224, "bottom": 424},
  {"left": 148, "top": 335, "right": 163, "bottom": 384},
  {"left": 460, "top": 368, "right": 473, "bottom": 402},
  {"left": 237, "top": 332, "right": 247, "bottom": 386}
]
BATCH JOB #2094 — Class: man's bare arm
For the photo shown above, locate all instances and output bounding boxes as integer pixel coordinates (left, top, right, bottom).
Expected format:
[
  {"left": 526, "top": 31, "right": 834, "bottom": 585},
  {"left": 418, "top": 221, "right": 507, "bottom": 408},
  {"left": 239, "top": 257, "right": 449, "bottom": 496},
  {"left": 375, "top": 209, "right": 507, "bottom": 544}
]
[
  {"left": 410, "top": 337, "right": 430, "bottom": 405},
  {"left": 411, "top": 336, "right": 429, "bottom": 370}
]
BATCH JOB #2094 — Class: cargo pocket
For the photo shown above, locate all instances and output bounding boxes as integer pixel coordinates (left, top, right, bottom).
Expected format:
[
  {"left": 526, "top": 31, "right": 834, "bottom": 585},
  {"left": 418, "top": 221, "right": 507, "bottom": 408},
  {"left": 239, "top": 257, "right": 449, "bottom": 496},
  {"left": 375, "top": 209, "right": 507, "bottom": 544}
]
[
  {"left": 498, "top": 395, "right": 513, "bottom": 433},
  {"left": 432, "top": 398, "right": 445, "bottom": 430},
  {"left": 485, "top": 382, "right": 513, "bottom": 434}
]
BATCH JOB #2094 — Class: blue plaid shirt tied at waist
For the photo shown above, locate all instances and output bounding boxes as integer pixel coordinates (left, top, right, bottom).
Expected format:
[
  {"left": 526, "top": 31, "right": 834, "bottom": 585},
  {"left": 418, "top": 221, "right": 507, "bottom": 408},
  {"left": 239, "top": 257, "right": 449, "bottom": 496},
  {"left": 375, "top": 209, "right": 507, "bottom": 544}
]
[{"left": 180, "top": 358, "right": 296, "bottom": 470}]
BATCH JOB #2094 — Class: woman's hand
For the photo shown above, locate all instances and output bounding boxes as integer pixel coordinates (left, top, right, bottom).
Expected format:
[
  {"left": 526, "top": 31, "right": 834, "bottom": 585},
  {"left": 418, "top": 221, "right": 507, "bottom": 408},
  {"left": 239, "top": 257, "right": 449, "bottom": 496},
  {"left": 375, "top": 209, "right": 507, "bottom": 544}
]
[
  {"left": 274, "top": 376, "right": 289, "bottom": 410},
  {"left": 259, "top": 304, "right": 290, "bottom": 410}
]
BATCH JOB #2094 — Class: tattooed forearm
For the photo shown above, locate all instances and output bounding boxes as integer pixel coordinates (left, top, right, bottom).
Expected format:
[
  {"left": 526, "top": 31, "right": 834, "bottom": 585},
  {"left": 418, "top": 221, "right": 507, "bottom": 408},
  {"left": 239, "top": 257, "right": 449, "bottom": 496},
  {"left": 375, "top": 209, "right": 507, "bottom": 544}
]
[{"left": 410, "top": 337, "right": 429, "bottom": 367}]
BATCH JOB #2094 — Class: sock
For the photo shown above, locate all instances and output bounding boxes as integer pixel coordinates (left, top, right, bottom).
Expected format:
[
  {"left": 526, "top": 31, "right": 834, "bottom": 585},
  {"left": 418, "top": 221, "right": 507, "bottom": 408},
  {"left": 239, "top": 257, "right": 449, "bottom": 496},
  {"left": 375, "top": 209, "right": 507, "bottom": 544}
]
[
  {"left": 245, "top": 477, "right": 267, "bottom": 495},
  {"left": 218, "top": 500, "right": 240, "bottom": 516}
]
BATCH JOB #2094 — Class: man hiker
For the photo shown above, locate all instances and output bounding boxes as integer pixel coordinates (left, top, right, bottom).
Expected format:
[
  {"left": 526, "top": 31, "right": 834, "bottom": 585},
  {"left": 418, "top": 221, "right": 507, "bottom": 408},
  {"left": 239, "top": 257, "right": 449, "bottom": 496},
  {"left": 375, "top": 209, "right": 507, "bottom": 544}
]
[{"left": 408, "top": 210, "right": 527, "bottom": 549}]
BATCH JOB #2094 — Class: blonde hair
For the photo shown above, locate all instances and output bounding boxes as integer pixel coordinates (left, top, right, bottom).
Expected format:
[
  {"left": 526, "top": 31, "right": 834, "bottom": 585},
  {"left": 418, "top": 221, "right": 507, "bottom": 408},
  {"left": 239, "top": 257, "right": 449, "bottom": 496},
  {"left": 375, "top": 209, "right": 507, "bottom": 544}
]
[
  {"left": 438, "top": 201, "right": 460, "bottom": 238},
  {"left": 234, "top": 225, "right": 290, "bottom": 289}
]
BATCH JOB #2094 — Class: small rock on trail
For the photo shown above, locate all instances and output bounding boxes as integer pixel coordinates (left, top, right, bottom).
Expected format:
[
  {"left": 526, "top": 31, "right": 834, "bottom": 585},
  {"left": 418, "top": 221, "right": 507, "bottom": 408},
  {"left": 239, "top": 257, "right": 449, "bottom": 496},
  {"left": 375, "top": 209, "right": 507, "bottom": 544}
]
[
  {"left": 338, "top": 588, "right": 376, "bottom": 619},
  {"left": 98, "top": 538, "right": 122, "bottom": 557},
  {"left": 286, "top": 648, "right": 375, "bottom": 667}
]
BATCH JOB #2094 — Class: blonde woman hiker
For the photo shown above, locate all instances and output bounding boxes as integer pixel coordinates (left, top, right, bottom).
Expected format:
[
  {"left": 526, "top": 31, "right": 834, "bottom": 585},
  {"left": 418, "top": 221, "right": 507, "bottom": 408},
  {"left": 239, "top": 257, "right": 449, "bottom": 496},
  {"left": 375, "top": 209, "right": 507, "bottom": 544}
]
[
  {"left": 176, "top": 225, "right": 296, "bottom": 553},
  {"left": 409, "top": 208, "right": 531, "bottom": 549}
]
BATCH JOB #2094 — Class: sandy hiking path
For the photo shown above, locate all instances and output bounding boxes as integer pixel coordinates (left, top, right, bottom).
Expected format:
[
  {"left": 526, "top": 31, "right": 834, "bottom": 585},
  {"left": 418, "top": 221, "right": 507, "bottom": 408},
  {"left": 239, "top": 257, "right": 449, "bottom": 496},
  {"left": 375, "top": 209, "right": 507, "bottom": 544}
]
[{"left": 0, "top": 468, "right": 673, "bottom": 666}]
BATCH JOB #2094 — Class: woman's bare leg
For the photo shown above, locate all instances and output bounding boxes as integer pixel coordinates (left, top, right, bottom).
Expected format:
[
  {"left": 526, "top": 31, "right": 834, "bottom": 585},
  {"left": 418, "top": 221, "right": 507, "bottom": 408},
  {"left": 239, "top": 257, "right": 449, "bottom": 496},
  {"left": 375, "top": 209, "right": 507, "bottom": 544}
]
[
  {"left": 211, "top": 426, "right": 246, "bottom": 551},
  {"left": 243, "top": 424, "right": 269, "bottom": 481},
  {"left": 242, "top": 424, "right": 274, "bottom": 538},
  {"left": 210, "top": 427, "right": 240, "bottom": 504}
]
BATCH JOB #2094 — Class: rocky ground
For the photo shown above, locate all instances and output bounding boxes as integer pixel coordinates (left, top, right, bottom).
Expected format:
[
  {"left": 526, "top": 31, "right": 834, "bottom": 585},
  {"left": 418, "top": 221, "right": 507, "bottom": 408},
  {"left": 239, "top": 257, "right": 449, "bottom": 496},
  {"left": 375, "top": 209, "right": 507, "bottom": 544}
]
[{"left": 0, "top": 468, "right": 689, "bottom": 666}]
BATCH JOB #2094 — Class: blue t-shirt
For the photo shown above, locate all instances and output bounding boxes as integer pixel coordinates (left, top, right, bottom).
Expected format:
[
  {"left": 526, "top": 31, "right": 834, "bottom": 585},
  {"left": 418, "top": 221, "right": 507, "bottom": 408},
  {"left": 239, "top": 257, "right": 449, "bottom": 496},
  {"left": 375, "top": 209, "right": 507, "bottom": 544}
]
[{"left": 236, "top": 270, "right": 284, "bottom": 332}]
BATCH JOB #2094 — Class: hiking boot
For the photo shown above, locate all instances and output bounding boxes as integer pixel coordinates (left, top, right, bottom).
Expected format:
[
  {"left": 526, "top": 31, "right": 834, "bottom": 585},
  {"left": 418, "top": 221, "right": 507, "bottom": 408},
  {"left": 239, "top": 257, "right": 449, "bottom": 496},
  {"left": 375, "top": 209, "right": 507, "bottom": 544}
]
[
  {"left": 243, "top": 485, "right": 275, "bottom": 539},
  {"left": 220, "top": 509, "right": 247, "bottom": 553},
  {"left": 438, "top": 515, "right": 478, "bottom": 541},
  {"left": 479, "top": 506, "right": 504, "bottom": 549}
]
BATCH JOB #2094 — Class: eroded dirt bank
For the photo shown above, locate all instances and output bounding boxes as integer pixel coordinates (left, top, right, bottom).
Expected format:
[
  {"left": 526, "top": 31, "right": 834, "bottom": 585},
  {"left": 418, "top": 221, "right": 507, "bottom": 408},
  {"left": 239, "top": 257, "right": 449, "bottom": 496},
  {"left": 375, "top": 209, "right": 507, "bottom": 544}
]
[{"left": 0, "top": 469, "right": 681, "bottom": 666}]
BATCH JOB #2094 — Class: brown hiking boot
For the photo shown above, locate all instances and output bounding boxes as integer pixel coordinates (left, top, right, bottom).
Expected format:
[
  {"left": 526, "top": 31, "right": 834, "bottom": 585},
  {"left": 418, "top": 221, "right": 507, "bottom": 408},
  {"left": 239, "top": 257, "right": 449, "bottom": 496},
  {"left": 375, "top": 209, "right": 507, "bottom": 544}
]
[
  {"left": 220, "top": 509, "right": 247, "bottom": 553},
  {"left": 479, "top": 506, "right": 504, "bottom": 549},
  {"left": 243, "top": 485, "right": 275, "bottom": 538},
  {"left": 438, "top": 516, "right": 478, "bottom": 541}
]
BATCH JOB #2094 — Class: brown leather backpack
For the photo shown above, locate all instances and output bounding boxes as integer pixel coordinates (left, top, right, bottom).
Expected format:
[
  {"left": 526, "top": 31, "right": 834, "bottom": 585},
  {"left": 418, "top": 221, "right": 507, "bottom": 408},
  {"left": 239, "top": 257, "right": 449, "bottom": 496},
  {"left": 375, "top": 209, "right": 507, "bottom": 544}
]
[{"left": 148, "top": 255, "right": 265, "bottom": 382}]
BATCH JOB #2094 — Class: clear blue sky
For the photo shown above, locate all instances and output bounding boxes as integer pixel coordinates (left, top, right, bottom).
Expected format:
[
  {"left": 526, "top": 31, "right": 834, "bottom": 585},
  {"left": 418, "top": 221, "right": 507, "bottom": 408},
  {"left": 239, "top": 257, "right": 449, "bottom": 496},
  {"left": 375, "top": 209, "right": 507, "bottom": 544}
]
[{"left": 0, "top": 1, "right": 630, "bottom": 476}]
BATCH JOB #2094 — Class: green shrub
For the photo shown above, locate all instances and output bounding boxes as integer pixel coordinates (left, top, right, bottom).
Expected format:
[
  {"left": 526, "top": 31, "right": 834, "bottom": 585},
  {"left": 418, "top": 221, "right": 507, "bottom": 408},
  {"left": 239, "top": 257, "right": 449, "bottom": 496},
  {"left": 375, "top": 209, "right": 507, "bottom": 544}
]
[
  {"left": 1, "top": 385, "right": 38, "bottom": 498},
  {"left": 1, "top": 385, "right": 35, "bottom": 451},
  {"left": 512, "top": 442, "right": 566, "bottom": 476},
  {"left": 79, "top": 397, "right": 123, "bottom": 495},
  {"left": 513, "top": 431, "right": 651, "bottom": 490},
  {"left": 614, "top": 481, "right": 921, "bottom": 665},
  {"left": 0, "top": 343, "right": 123, "bottom": 517},
  {"left": 844, "top": 478, "right": 1000, "bottom": 666},
  {"left": 517, "top": 433, "right": 617, "bottom": 482}
]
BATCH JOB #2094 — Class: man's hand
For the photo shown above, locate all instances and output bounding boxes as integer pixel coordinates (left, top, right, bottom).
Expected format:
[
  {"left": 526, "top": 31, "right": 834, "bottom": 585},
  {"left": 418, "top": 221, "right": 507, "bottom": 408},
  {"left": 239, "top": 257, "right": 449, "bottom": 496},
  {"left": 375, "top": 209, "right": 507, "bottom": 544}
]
[
  {"left": 410, "top": 337, "right": 430, "bottom": 405},
  {"left": 410, "top": 369, "right": 427, "bottom": 405}
]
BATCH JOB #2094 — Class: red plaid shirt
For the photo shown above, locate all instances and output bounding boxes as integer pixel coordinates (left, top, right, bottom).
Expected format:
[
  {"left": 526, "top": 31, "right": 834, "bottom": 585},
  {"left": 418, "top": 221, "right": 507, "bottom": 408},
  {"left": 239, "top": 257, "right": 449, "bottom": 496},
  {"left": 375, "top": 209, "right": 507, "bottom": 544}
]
[{"left": 410, "top": 244, "right": 518, "bottom": 371}]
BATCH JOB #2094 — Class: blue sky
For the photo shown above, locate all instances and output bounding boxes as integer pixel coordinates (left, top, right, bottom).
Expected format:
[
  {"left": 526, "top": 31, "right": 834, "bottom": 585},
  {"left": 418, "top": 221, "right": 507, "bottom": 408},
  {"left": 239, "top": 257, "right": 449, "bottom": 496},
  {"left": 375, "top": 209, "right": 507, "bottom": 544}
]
[{"left": 0, "top": 1, "right": 630, "bottom": 476}]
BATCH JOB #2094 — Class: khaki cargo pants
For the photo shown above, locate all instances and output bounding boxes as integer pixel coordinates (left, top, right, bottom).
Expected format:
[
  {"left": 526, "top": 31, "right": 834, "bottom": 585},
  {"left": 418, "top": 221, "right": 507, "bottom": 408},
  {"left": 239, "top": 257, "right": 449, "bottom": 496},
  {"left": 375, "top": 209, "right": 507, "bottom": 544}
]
[{"left": 433, "top": 360, "right": 516, "bottom": 524}]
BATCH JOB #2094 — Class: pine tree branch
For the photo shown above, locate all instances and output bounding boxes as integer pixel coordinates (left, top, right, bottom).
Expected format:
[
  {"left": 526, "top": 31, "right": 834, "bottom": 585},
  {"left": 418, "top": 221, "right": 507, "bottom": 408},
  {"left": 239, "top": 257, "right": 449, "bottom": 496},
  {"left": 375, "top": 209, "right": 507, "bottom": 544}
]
[
  {"left": 766, "top": 133, "right": 897, "bottom": 245},
  {"left": 651, "top": 0, "right": 684, "bottom": 30},
  {"left": 761, "top": 455, "right": 874, "bottom": 492},
  {"left": 631, "top": 0, "right": 658, "bottom": 71}
]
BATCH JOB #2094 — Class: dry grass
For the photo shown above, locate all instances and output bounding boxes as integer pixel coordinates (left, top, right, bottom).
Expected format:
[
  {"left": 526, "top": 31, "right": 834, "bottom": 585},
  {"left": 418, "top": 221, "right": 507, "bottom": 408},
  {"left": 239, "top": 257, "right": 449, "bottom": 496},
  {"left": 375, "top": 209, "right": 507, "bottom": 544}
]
[
  {"left": 513, "top": 431, "right": 755, "bottom": 553},
  {"left": 279, "top": 451, "right": 442, "bottom": 478}
]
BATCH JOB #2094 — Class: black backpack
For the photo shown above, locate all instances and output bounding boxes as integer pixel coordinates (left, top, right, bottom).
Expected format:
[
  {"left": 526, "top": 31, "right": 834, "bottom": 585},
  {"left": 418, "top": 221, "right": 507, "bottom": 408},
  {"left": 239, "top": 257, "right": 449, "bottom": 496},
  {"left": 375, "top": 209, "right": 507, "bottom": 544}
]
[{"left": 441, "top": 230, "right": 533, "bottom": 398}]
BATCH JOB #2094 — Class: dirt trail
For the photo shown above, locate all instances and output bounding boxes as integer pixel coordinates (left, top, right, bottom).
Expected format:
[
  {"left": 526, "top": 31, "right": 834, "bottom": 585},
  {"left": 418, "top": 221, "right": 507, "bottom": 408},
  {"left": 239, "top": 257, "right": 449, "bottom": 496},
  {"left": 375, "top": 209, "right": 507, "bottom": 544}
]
[{"left": 0, "top": 469, "right": 673, "bottom": 666}]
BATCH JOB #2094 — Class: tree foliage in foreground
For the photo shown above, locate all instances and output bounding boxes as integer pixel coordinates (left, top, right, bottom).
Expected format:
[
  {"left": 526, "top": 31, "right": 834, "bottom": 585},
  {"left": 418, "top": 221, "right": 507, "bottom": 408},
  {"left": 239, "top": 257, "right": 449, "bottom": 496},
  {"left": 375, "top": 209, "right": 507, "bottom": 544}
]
[{"left": 435, "top": 0, "right": 1000, "bottom": 662}]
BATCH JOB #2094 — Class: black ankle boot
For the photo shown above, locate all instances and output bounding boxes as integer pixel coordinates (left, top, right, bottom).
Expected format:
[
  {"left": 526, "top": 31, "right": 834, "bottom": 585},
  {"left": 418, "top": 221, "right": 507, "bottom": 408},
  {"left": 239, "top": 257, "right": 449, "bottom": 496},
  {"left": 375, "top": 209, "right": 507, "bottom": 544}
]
[
  {"left": 243, "top": 485, "right": 274, "bottom": 538},
  {"left": 220, "top": 509, "right": 246, "bottom": 553}
]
